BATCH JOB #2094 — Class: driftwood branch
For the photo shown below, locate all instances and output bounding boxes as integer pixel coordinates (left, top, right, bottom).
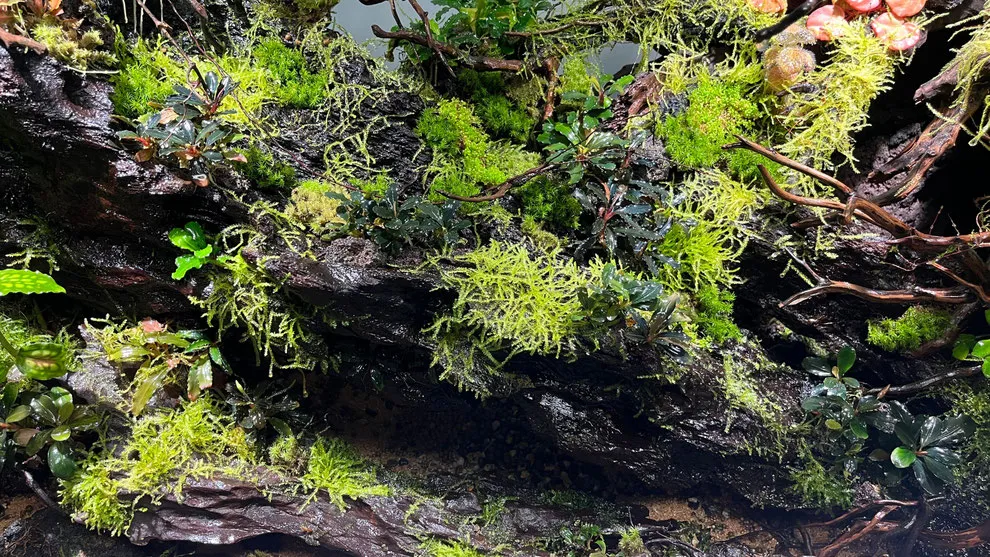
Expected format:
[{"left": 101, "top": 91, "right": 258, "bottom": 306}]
[
  {"left": 438, "top": 162, "right": 559, "bottom": 202},
  {"left": 867, "top": 365, "right": 983, "bottom": 397},
  {"left": 0, "top": 29, "right": 47, "bottom": 54}
]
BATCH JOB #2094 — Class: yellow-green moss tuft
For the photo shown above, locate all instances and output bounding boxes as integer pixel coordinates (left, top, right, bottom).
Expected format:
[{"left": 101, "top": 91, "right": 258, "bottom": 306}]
[
  {"left": 867, "top": 306, "right": 953, "bottom": 352},
  {"left": 300, "top": 438, "right": 389, "bottom": 510}
]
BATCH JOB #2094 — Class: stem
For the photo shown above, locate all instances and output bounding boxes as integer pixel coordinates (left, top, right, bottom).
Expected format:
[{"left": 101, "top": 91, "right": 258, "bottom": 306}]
[{"left": 0, "top": 329, "right": 18, "bottom": 361}]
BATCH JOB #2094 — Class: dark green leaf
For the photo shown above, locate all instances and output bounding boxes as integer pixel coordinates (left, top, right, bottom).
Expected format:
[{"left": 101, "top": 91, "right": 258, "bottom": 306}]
[
  {"left": 921, "top": 455, "right": 955, "bottom": 484},
  {"left": 48, "top": 442, "right": 77, "bottom": 480},
  {"left": 5, "top": 405, "right": 30, "bottom": 423},
  {"left": 837, "top": 346, "right": 856, "bottom": 374}
]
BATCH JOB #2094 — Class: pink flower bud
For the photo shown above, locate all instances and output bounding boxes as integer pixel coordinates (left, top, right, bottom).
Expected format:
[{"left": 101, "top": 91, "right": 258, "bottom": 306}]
[
  {"left": 807, "top": 5, "right": 849, "bottom": 41},
  {"left": 884, "top": 0, "right": 926, "bottom": 18},
  {"left": 839, "top": 0, "right": 882, "bottom": 13},
  {"left": 871, "top": 12, "right": 922, "bottom": 51}
]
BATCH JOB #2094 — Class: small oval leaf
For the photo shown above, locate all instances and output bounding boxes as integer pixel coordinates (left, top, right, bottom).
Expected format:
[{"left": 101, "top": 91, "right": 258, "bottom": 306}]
[{"left": 891, "top": 446, "right": 917, "bottom": 469}]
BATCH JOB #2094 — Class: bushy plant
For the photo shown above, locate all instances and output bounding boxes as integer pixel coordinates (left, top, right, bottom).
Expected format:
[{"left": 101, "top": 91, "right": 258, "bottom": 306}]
[{"left": 118, "top": 71, "right": 247, "bottom": 186}]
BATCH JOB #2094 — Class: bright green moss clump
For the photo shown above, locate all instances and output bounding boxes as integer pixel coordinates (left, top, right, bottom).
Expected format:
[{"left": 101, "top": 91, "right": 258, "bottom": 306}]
[
  {"left": 60, "top": 398, "right": 256, "bottom": 535},
  {"left": 422, "top": 540, "right": 484, "bottom": 557},
  {"left": 253, "top": 38, "right": 329, "bottom": 109},
  {"left": 867, "top": 306, "right": 953, "bottom": 352},
  {"left": 427, "top": 242, "right": 587, "bottom": 359},
  {"left": 417, "top": 99, "right": 539, "bottom": 203},
  {"left": 285, "top": 179, "right": 346, "bottom": 232},
  {"left": 694, "top": 285, "right": 741, "bottom": 344},
  {"left": 300, "top": 438, "right": 389, "bottom": 510},
  {"left": 657, "top": 73, "right": 760, "bottom": 169},
  {"left": 458, "top": 70, "right": 538, "bottom": 142},
  {"left": 239, "top": 144, "right": 298, "bottom": 190},
  {"left": 790, "top": 446, "right": 854, "bottom": 509},
  {"left": 516, "top": 177, "right": 582, "bottom": 231},
  {"left": 111, "top": 39, "right": 185, "bottom": 119}
]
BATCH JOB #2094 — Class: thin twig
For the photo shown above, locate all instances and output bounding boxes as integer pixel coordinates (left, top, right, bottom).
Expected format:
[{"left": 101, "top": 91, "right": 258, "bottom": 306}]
[
  {"left": 866, "top": 366, "right": 982, "bottom": 397},
  {"left": 371, "top": 26, "right": 524, "bottom": 72},
  {"left": 438, "top": 162, "right": 559, "bottom": 202}
]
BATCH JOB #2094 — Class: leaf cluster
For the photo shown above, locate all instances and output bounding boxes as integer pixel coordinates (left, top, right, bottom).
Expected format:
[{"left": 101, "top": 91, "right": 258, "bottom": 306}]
[
  {"left": 885, "top": 405, "right": 974, "bottom": 494},
  {"left": 329, "top": 184, "right": 470, "bottom": 253},
  {"left": 119, "top": 71, "right": 246, "bottom": 186}
]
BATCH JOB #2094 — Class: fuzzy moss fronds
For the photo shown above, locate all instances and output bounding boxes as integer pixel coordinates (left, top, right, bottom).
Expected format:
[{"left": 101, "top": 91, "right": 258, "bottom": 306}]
[
  {"left": 944, "top": 382, "right": 990, "bottom": 480},
  {"left": 0, "top": 311, "right": 78, "bottom": 375},
  {"left": 31, "top": 25, "right": 115, "bottom": 71},
  {"left": 458, "top": 70, "right": 538, "bottom": 142},
  {"left": 60, "top": 397, "right": 256, "bottom": 535},
  {"left": 694, "top": 285, "right": 741, "bottom": 344},
  {"left": 777, "top": 21, "right": 895, "bottom": 191},
  {"left": 516, "top": 177, "right": 582, "bottom": 231},
  {"left": 285, "top": 180, "right": 346, "bottom": 232},
  {"left": 300, "top": 438, "right": 389, "bottom": 510},
  {"left": 422, "top": 539, "right": 484, "bottom": 557},
  {"left": 239, "top": 144, "right": 298, "bottom": 190},
  {"left": 521, "top": 215, "right": 564, "bottom": 252},
  {"left": 619, "top": 528, "right": 647, "bottom": 555},
  {"left": 191, "top": 230, "right": 324, "bottom": 372},
  {"left": 790, "top": 446, "right": 853, "bottom": 509},
  {"left": 657, "top": 73, "right": 760, "bottom": 169},
  {"left": 867, "top": 306, "right": 953, "bottom": 352},
  {"left": 721, "top": 353, "right": 783, "bottom": 433},
  {"left": 111, "top": 39, "right": 185, "bottom": 119},
  {"left": 426, "top": 242, "right": 587, "bottom": 361},
  {"left": 417, "top": 98, "right": 539, "bottom": 204},
  {"left": 654, "top": 170, "right": 765, "bottom": 292},
  {"left": 253, "top": 38, "right": 329, "bottom": 109},
  {"left": 944, "top": 4, "right": 990, "bottom": 146}
]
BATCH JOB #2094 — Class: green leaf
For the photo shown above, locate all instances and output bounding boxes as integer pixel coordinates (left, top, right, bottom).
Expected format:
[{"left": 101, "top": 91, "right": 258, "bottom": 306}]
[
  {"left": 51, "top": 424, "right": 71, "bottom": 442},
  {"left": 850, "top": 419, "right": 868, "bottom": 439},
  {"left": 825, "top": 419, "right": 842, "bottom": 431},
  {"left": 891, "top": 446, "right": 917, "bottom": 468},
  {"left": 921, "top": 455, "right": 955, "bottom": 484},
  {"left": 29, "top": 395, "right": 58, "bottom": 426},
  {"left": 48, "top": 442, "right": 77, "bottom": 480},
  {"left": 172, "top": 253, "right": 206, "bottom": 280},
  {"left": 918, "top": 416, "right": 940, "bottom": 449},
  {"left": 973, "top": 339, "right": 990, "bottom": 358},
  {"left": 837, "top": 346, "right": 856, "bottom": 374},
  {"left": 953, "top": 334, "right": 976, "bottom": 360},
  {"left": 131, "top": 367, "right": 168, "bottom": 417},
  {"left": 983, "top": 358, "right": 990, "bottom": 378},
  {"left": 187, "top": 358, "right": 213, "bottom": 401},
  {"left": 168, "top": 222, "right": 210, "bottom": 253},
  {"left": 209, "top": 346, "right": 233, "bottom": 375},
  {"left": 15, "top": 343, "right": 68, "bottom": 380},
  {"left": 5, "top": 405, "right": 30, "bottom": 423},
  {"left": 0, "top": 269, "right": 65, "bottom": 296}
]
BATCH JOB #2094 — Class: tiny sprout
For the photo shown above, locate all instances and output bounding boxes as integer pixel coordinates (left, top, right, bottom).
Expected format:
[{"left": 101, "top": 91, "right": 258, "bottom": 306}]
[
  {"left": 871, "top": 13, "right": 922, "bottom": 51},
  {"left": 807, "top": 5, "right": 850, "bottom": 41}
]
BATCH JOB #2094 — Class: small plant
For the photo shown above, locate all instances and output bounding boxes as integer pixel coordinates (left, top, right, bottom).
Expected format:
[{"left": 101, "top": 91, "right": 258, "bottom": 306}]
[
  {"left": 222, "top": 380, "right": 300, "bottom": 438},
  {"left": 800, "top": 347, "right": 895, "bottom": 475},
  {"left": 299, "top": 437, "right": 389, "bottom": 510},
  {"left": 579, "top": 262, "right": 689, "bottom": 362},
  {"left": 168, "top": 221, "right": 229, "bottom": 280},
  {"left": 952, "top": 309, "right": 990, "bottom": 376},
  {"left": 0, "top": 269, "right": 70, "bottom": 381},
  {"left": 550, "top": 522, "right": 607, "bottom": 557},
  {"left": 883, "top": 402, "right": 973, "bottom": 494},
  {"left": 0, "top": 0, "right": 116, "bottom": 70},
  {"left": 329, "top": 184, "right": 470, "bottom": 252},
  {"left": 119, "top": 71, "right": 247, "bottom": 187},
  {"left": 92, "top": 319, "right": 232, "bottom": 415}
]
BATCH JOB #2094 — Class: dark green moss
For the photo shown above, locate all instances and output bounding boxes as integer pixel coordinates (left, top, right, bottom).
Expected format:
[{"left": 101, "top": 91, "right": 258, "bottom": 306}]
[
  {"left": 457, "top": 70, "right": 537, "bottom": 143},
  {"left": 516, "top": 177, "right": 581, "bottom": 230},
  {"left": 239, "top": 144, "right": 298, "bottom": 190},
  {"left": 694, "top": 284, "right": 742, "bottom": 344}
]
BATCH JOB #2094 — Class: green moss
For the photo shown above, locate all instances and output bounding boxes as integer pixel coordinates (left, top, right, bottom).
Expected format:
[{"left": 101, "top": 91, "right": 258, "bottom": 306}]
[
  {"left": 239, "top": 144, "right": 298, "bottom": 190},
  {"left": 300, "top": 437, "right": 389, "bottom": 510},
  {"left": 720, "top": 353, "right": 782, "bottom": 432},
  {"left": 417, "top": 98, "right": 539, "bottom": 205},
  {"left": 31, "top": 24, "right": 116, "bottom": 71},
  {"left": 867, "top": 306, "right": 953, "bottom": 352},
  {"left": 654, "top": 170, "right": 765, "bottom": 292},
  {"left": 60, "top": 397, "right": 256, "bottom": 535},
  {"left": 253, "top": 38, "right": 329, "bottom": 109},
  {"left": 285, "top": 180, "right": 346, "bottom": 232},
  {"left": 292, "top": 0, "right": 340, "bottom": 13},
  {"left": 944, "top": 382, "right": 990, "bottom": 480},
  {"left": 516, "top": 177, "right": 582, "bottom": 231},
  {"left": 521, "top": 215, "right": 563, "bottom": 252},
  {"left": 694, "top": 285, "right": 741, "bottom": 344},
  {"left": 352, "top": 173, "right": 391, "bottom": 197},
  {"left": 111, "top": 39, "right": 185, "bottom": 119},
  {"left": 558, "top": 55, "right": 599, "bottom": 108},
  {"left": 458, "top": 70, "right": 537, "bottom": 142},
  {"left": 776, "top": 21, "right": 895, "bottom": 193},
  {"left": 790, "top": 446, "right": 854, "bottom": 509},
  {"left": 268, "top": 434, "right": 301, "bottom": 469},
  {"left": 422, "top": 539, "right": 484, "bottom": 557},
  {"left": 657, "top": 73, "right": 760, "bottom": 169},
  {"left": 191, "top": 230, "right": 325, "bottom": 372},
  {"left": 426, "top": 242, "right": 588, "bottom": 361},
  {"left": 619, "top": 528, "right": 647, "bottom": 555}
]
